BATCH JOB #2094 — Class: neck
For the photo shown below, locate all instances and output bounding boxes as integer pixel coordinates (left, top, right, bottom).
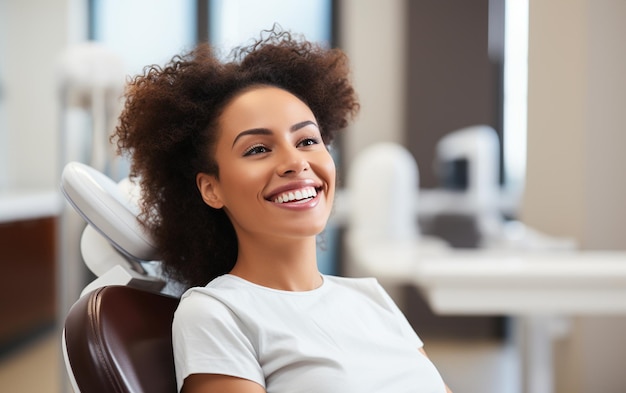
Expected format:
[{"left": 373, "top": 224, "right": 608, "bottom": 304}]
[{"left": 230, "top": 235, "right": 322, "bottom": 291}]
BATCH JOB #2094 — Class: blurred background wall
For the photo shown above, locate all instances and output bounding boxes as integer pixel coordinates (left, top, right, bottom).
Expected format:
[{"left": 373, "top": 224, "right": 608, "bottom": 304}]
[{"left": 522, "top": 1, "right": 626, "bottom": 392}]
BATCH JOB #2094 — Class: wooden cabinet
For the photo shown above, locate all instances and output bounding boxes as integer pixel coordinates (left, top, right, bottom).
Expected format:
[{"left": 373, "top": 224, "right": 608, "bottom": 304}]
[{"left": 0, "top": 217, "right": 57, "bottom": 349}]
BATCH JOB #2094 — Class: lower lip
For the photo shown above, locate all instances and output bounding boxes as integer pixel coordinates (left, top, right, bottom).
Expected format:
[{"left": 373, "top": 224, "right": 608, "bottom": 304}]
[{"left": 270, "top": 192, "right": 322, "bottom": 211}]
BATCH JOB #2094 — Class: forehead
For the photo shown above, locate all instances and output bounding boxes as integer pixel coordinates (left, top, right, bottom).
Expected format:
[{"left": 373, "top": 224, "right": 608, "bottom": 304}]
[{"left": 218, "top": 86, "right": 315, "bottom": 135}]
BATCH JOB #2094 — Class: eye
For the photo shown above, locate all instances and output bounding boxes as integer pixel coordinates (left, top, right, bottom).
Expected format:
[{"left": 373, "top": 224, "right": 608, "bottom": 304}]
[
  {"left": 243, "top": 144, "right": 270, "bottom": 156},
  {"left": 297, "top": 137, "right": 321, "bottom": 148}
]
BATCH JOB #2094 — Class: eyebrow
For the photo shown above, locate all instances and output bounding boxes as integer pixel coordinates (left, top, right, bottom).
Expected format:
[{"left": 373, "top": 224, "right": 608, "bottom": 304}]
[{"left": 231, "top": 120, "right": 319, "bottom": 147}]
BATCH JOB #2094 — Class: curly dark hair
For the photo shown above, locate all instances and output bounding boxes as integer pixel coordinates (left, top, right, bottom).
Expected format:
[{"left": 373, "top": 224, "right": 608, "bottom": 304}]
[{"left": 112, "top": 29, "right": 359, "bottom": 289}]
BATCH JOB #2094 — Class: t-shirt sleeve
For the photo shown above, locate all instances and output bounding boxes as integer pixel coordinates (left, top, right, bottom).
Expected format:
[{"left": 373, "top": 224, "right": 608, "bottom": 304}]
[
  {"left": 172, "top": 291, "right": 265, "bottom": 392},
  {"left": 371, "top": 280, "right": 424, "bottom": 348}
]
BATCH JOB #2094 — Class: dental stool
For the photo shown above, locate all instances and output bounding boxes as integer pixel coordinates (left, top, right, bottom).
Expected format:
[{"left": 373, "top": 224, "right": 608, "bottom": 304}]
[{"left": 60, "top": 161, "right": 180, "bottom": 393}]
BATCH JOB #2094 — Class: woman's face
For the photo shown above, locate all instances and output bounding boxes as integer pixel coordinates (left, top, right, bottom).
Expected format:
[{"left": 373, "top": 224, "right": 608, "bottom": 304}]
[{"left": 197, "top": 86, "right": 336, "bottom": 241}]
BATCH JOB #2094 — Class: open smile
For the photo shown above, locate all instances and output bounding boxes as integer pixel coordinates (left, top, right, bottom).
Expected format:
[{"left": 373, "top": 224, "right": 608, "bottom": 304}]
[{"left": 270, "top": 186, "right": 322, "bottom": 204}]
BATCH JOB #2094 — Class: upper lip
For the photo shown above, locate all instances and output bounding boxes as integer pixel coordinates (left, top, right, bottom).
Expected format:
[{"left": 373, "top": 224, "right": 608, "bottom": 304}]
[{"left": 264, "top": 179, "right": 323, "bottom": 201}]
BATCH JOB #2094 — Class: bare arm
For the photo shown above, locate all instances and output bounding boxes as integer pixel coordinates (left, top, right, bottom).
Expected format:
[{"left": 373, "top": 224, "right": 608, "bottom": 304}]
[
  {"left": 182, "top": 374, "right": 266, "bottom": 393},
  {"left": 419, "top": 347, "right": 453, "bottom": 393}
]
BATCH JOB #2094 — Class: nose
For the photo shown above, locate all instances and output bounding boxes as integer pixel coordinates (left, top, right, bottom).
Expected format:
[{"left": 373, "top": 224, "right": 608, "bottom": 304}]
[{"left": 276, "top": 147, "right": 310, "bottom": 176}]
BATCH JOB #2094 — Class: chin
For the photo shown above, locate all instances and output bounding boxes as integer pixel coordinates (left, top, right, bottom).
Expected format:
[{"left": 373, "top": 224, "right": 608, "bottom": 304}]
[{"left": 287, "top": 222, "right": 329, "bottom": 239}]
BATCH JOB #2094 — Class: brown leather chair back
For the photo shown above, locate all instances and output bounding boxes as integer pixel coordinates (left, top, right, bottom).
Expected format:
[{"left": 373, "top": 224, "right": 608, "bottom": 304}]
[{"left": 64, "top": 285, "right": 180, "bottom": 393}]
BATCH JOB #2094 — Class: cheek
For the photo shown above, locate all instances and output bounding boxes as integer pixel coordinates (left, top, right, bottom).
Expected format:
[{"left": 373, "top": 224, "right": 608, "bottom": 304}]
[
  {"left": 218, "top": 160, "right": 272, "bottom": 206},
  {"left": 222, "top": 165, "right": 260, "bottom": 195},
  {"left": 328, "top": 161, "right": 337, "bottom": 187},
  {"left": 318, "top": 151, "right": 337, "bottom": 189},
  {"left": 323, "top": 149, "right": 336, "bottom": 170}
]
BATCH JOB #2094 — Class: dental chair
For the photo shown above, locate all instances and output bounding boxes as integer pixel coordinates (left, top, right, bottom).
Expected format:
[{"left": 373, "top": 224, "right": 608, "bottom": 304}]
[{"left": 60, "top": 161, "right": 180, "bottom": 393}]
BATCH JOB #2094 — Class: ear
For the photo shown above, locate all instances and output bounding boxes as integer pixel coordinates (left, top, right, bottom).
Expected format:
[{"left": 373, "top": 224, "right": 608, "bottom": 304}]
[{"left": 196, "top": 172, "right": 224, "bottom": 209}]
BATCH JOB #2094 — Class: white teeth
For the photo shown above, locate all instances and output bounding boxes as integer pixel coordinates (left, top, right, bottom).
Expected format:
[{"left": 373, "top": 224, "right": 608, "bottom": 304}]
[{"left": 273, "top": 187, "right": 318, "bottom": 203}]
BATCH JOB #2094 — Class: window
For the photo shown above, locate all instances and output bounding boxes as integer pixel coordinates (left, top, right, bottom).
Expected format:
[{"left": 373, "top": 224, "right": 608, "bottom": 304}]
[
  {"left": 503, "top": 0, "right": 529, "bottom": 194},
  {"left": 207, "top": 0, "right": 333, "bottom": 52},
  {"left": 90, "top": 0, "right": 196, "bottom": 76}
]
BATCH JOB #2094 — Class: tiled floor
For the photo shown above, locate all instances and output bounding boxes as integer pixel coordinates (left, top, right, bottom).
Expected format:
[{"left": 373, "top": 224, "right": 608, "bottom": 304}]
[{"left": 0, "top": 330, "right": 518, "bottom": 393}]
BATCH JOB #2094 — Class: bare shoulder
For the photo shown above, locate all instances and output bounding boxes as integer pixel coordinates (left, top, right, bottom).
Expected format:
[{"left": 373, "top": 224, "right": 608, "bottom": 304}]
[{"left": 182, "top": 374, "right": 266, "bottom": 393}]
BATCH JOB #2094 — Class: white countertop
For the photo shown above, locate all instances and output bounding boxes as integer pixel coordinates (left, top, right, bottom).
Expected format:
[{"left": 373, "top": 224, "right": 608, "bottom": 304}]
[
  {"left": 418, "top": 250, "right": 626, "bottom": 315},
  {"left": 0, "top": 189, "right": 63, "bottom": 222},
  {"left": 348, "top": 240, "right": 626, "bottom": 315}
]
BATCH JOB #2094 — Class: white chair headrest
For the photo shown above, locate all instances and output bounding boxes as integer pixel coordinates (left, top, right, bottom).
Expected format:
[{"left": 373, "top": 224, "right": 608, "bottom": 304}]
[{"left": 61, "top": 161, "right": 159, "bottom": 262}]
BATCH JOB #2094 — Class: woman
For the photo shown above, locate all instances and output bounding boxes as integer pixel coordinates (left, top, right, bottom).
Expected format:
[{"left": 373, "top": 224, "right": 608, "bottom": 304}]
[{"left": 114, "top": 29, "right": 452, "bottom": 393}]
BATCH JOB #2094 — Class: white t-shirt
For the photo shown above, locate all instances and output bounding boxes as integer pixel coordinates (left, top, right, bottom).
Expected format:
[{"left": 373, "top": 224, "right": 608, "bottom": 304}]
[{"left": 172, "top": 274, "right": 446, "bottom": 393}]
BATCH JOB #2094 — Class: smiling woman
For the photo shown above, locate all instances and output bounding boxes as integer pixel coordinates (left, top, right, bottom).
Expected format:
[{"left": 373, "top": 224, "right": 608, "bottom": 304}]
[
  {"left": 112, "top": 28, "right": 451, "bottom": 393},
  {"left": 196, "top": 86, "right": 336, "bottom": 274},
  {"left": 114, "top": 29, "right": 356, "bottom": 289}
]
